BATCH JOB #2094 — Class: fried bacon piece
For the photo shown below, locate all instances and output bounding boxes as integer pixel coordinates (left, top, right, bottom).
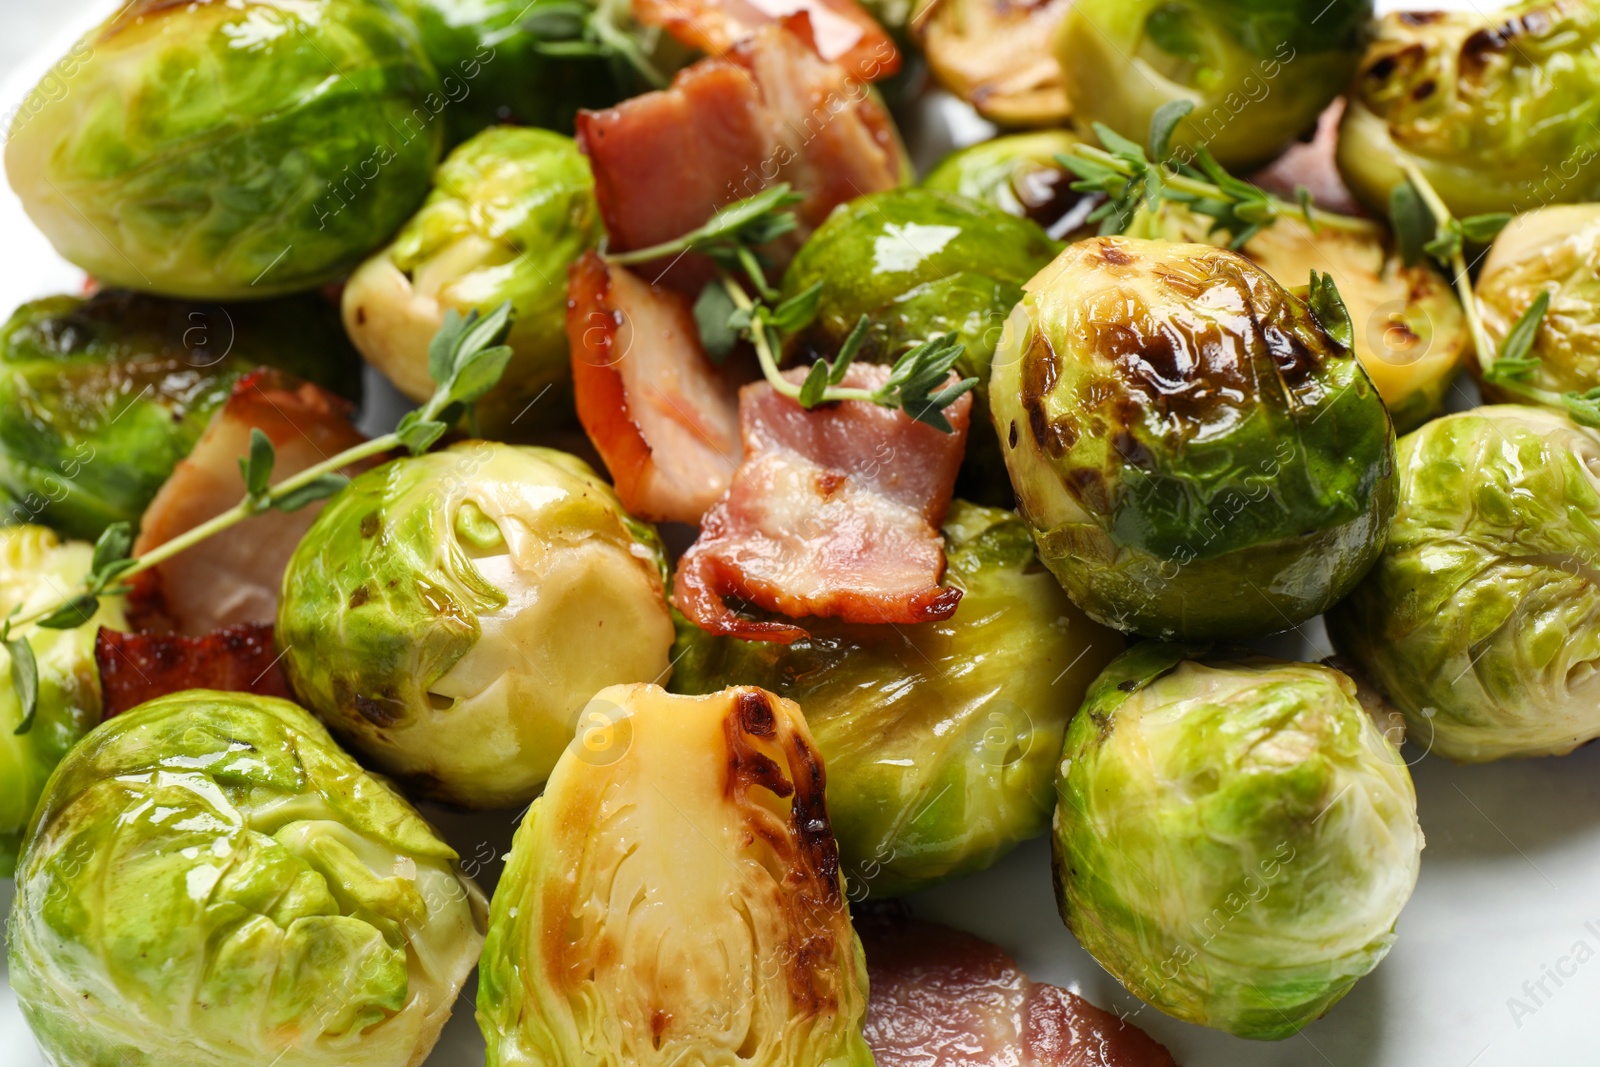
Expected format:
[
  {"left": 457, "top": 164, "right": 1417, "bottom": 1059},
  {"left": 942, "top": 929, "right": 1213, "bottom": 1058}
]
[
  {"left": 632, "top": 0, "right": 899, "bottom": 83},
  {"left": 126, "top": 370, "right": 370, "bottom": 636},
  {"left": 859, "top": 909, "right": 1178, "bottom": 1067},
  {"left": 577, "top": 24, "right": 903, "bottom": 289},
  {"left": 673, "top": 364, "right": 971, "bottom": 643},
  {"left": 96, "top": 623, "right": 292, "bottom": 717},
  {"left": 567, "top": 251, "right": 744, "bottom": 525}
]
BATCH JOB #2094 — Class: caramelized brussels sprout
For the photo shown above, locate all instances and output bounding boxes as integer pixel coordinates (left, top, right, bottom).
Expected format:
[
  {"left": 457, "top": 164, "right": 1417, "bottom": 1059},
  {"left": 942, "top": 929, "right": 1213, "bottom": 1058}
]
[
  {"left": 0, "top": 526, "right": 127, "bottom": 876},
  {"left": 478, "top": 682, "right": 873, "bottom": 1067},
  {"left": 1060, "top": 0, "right": 1373, "bottom": 170},
  {"left": 5, "top": 0, "right": 442, "bottom": 298},
  {"left": 8, "top": 690, "right": 486, "bottom": 1067},
  {"left": 991, "top": 237, "right": 1397, "bottom": 640},
  {"left": 0, "top": 290, "right": 362, "bottom": 541},
  {"left": 1478, "top": 204, "right": 1600, "bottom": 400},
  {"left": 670, "top": 502, "right": 1123, "bottom": 896},
  {"left": 915, "top": 0, "right": 1072, "bottom": 126},
  {"left": 922, "top": 130, "right": 1104, "bottom": 242},
  {"left": 1054, "top": 644, "right": 1423, "bottom": 1040},
  {"left": 1340, "top": 3, "right": 1600, "bottom": 219},
  {"left": 344, "top": 127, "right": 601, "bottom": 436},
  {"left": 1328, "top": 406, "right": 1600, "bottom": 762},
  {"left": 279, "top": 443, "right": 675, "bottom": 807}
]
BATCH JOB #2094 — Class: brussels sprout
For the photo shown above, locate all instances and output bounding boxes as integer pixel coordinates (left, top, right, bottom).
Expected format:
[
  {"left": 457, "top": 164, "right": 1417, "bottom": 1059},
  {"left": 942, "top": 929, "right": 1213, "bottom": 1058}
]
[
  {"left": 0, "top": 290, "right": 362, "bottom": 542},
  {"left": 922, "top": 131, "right": 1105, "bottom": 242},
  {"left": 780, "top": 188, "right": 1057, "bottom": 500},
  {"left": 1060, "top": 0, "right": 1372, "bottom": 170},
  {"left": 344, "top": 127, "right": 601, "bottom": 436},
  {"left": 1339, "top": 3, "right": 1600, "bottom": 219},
  {"left": 1478, "top": 205, "right": 1600, "bottom": 400},
  {"left": 670, "top": 502, "right": 1123, "bottom": 897},
  {"left": 8, "top": 690, "right": 486, "bottom": 1067},
  {"left": 991, "top": 237, "right": 1397, "bottom": 641},
  {"left": 478, "top": 682, "right": 873, "bottom": 1067},
  {"left": 1328, "top": 406, "right": 1600, "bottom": 762},
  {"left": 915, "top": 0, "right": 1072, "bottom": 126},
  {"left": 1133, "top": 205, "right": 1469, "bottom": 432},
  {"left": 279, "top": 442, "right": 675, "bottom": 807},
  {"left": 5, "top": 0, "right": 443, "bottom": 298},
  {"left": 0, "top": 526, "right": 127, "bottom": 876},
  {"left": 1054, "top": 644, "right": 1423, "bottom": 1040}
]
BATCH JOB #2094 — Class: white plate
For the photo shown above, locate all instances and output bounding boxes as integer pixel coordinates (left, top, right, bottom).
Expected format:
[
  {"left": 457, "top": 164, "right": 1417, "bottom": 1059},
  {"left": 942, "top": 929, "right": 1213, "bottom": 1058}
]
[{"left": 3, "top": 2, "right": 1581, "bottom": 1066}]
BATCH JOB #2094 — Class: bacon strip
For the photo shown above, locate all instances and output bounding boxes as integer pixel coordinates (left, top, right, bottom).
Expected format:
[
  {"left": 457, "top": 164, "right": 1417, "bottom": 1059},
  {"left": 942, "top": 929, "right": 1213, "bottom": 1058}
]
[
  {"left": 859, "top": 909, "right": 1177, "bottom": 1067},
  {"left": 567, "top": 251, "right": 744, "bottom": 525},
  {"left": 673, "top": 364, "right": 970, "bottom": 643},
  {"left": 577, "top": 24, "right": 904, "bottom": 290},
  {"left": 96, "top": 623, "right": 293, "bottom": 717},
  {"left": 127, "top": 370, "right": 371, "bottom": 636},
  {"left": 632, "top": 0, "right": 900, "bottom": 83}
]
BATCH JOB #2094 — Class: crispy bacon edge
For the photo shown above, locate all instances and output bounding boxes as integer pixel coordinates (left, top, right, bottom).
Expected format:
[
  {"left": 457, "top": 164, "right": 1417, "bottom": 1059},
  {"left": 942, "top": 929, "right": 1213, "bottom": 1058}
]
[{"left": 96, "top": 623, "right": 292, "bottom": 717}]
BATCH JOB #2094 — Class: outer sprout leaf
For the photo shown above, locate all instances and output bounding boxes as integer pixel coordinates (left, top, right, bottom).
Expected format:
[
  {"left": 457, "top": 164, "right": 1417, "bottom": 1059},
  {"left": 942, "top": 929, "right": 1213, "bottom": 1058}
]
[{"left": 8, "top": 636, "right": 36, "bottom": 735}]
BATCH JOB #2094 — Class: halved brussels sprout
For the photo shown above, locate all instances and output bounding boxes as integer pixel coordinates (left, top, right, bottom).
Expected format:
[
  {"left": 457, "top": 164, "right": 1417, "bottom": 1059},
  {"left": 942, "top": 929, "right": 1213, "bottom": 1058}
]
[
  {"left": 9, "top": 690, "right": 486, "bottom": 1067},
  {"left": 914, "top": 0, "right": 1072, "bottom": 126},
  {"left": 344, "top": 127, "right": 601, "bottom": 437},
  {"left": 0, "top": 525, "right": 127, "bottom": 876},
  {"left": 1478, "top": 205, "right": 1600, "bottom": 400},
  {"left": 279, "top": 442, "right": 675, "bottom": 807},
  {"left": 1054, "top": 644, "right": 1423, "bottom": 1040},
  {"left": 0, "top": 290, "right": 362, "bottom": 541},
  {"left": 670, "top": 502, "right": 1123, "bottom": 897},
  {"left": 1060, "top": 0, "right": 1372, "bottom": 170},
  {"left": 921, "top": 131, "right": 1104, "bottom": 242},
  {"left": 993, "top": 237, "right": 1397, "bottom": 641},
  {"left": 477, "top": 682, "right": 873, "bottom": 1067},
  {"left": 1134, "top": 206, "right": 1469, "bottom": 432},
  {"left": 1328, "top": 406, "right": 1600, "bottom": 762},
  {"left": 1340, "top": 3, "right": 1600, "bottom": 219},
  {"left": 5, "top": 0, "right": 442, "bottom": 297}
]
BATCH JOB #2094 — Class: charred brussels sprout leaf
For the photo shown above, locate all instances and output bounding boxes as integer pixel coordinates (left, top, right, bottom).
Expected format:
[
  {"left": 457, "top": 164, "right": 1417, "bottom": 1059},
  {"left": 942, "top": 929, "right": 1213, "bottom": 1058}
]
[
  {"left": 992, "top": 237, "right": 1397, "bottom": 640},
  {"left": 477, "top": 683, "right": 873, "bottom": 1067},
  {"left": 670, "top": 502, "right": 1123, "bottom": 897},
  {"left": 922, "top": 131, "right": 1107, "bottom": 242},
  {"left": 344, "top": 127, "right": 602, "bottom": 437},
  {"left": 1054, "top": 645, "right": 1423, "bottom": 1040},
  {"left": 1328, "top": 406, "right": 1600, "bottom": 762},
  {"left": 278, "top": 443, "right": 675, "bottom": 808},
  {"left": 1340, "top": 3, "right": 1600, "bottom": 219},
  {"left": 8, "top": 691, "right": 486, "bottom": 1067},
  {"left": 1060, "top": 0, "right": 1373, "bottom": 170},
  {"left": 0, "top": 290, "right": 362, "bottom": 541},
  {"left": 4, "top": 0, "right": 443, "bottom": 298}
]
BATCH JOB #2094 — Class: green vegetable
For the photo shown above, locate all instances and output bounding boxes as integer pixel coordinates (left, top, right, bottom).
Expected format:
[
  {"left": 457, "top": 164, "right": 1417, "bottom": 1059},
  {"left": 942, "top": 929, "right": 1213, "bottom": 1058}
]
[
  {"left": 5, "top": 0, "right": 443, "bottom": 298},
  {"left": 1328, "top": 406, "right": 1600, "bottom": 762},
  {"left": 8, "top": 690, "right": 486, "bottom": 1067},
  {"left": 1059, "top": 0, "right": 1372, "bottom": 170},
  {"left": 0, "top": 290, "right": 362, "bottom": 541},
  {"left": 344, "top": 126, "right": 602, "bottom": 436},
  {"left": 278, "top": 442, "right": 676, "bottom": 807},
  {"left": 670, "top": 502, "right": 1123, "bottom": 896},
  {"left": 1054, "top": 644, "right": 1423, "bottom": 1039},
  {"left": 478, "top": 682, "right": 873, "bottom": 1067},
  {"left": 1340, "top": 2, "right": 1600, "bottom": 220},
  {"left": 991, "top": 236, "right": 1397, "bottom": 640},
  {"left": 922, "top": 131, "right": 1104, "bottom": 242}
]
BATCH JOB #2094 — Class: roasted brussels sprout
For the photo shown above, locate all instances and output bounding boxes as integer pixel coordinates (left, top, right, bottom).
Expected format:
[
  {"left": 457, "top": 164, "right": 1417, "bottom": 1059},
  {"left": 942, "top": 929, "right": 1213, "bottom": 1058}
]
[
  {"left": 478, "top": 682, "right": 873, "bottom": 1067},
  {"left": 914, "top": 0, "right": 1072, "bottom": 126},
  {"left": 8, "top": 690, "right": 485, "bottom": 1067},
  {"left": 279, "top": 442, "right": 675, "bottom": 807},
  {"left": 1328, "top": 406, "right": 1600, "bottom": 762},
  {"left": 1478, "top": 204, "right": 1600, "bottom": 400},
  {"left": 1054, "top": 644, "right": 1423, "bottom": 1040},
  {"left": 922, "top": 131, "right": 1104, "bottom": 242},
  {"left": 1340, "top": 3, "right": 1600, "bottom": 219},
  {"left": 0, "top": 526, "right": 127, "bottom": 876},
  {"left": 991, "top": 237, "right": 1397, "bottom": 640},
  {"left": 345, "top": 127, "right": 600, "bottom": 436},
  {"left": 5, "top": 0, "right": 443, "bottom": 298},
  {"left": 0, "top": 290, "right": 362, "bottom": 541},
  {"left": 670, "top": 502, "right": 1122, "bottom": 896},
  {"left": 1060, "top": 0, "right": 1372, "bottom": 170}
]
